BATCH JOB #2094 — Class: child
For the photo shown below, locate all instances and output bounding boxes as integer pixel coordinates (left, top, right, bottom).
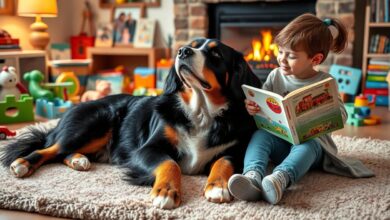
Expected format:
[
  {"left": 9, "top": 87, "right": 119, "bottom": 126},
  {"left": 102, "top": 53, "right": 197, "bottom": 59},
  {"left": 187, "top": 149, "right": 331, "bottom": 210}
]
[{"left": 228, "top": 13, "right": 374, "bottom": 205}]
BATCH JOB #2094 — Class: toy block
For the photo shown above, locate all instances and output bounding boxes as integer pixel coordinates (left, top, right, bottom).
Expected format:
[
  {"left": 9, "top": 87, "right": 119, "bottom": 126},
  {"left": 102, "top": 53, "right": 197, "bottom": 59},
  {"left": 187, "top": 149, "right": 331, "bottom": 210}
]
[
  {"left": 345, "top": 103, "right": 359, "bottom": 115},
  {"left": 0, "top": 94, "right": 34, "bottom": 124},
  {"left": 346, "top": 117, "right": 364, "bottom": 126},
  {"left": 35, "top": 98, "right": 73, "bottom": 119},
  {"left": 134, "top": 67, "right": 156, "bottom": 89}
]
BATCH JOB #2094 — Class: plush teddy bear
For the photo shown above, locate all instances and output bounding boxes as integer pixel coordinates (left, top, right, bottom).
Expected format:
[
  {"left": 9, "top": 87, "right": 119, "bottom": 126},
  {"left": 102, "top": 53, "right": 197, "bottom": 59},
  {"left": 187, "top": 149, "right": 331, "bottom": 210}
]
[
  {"left": 81, "top": 80, "right": 112, "bottom": 102},
  {"left": 0, "top": 66, "right": 21, "bottom": 101}
]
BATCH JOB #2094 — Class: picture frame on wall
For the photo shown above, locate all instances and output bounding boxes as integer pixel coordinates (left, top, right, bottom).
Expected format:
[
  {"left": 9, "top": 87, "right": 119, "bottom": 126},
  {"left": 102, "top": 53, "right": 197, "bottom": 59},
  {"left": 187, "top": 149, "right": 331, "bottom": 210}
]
[
  {"left": 95, "top": 23, "right": 113, "bottom": 48},
  {"left": 133, "top": 19, "right": 156, "bottom": 48},
  {"left": 112, "top": 7, "right": 140, "bottom": 47}
]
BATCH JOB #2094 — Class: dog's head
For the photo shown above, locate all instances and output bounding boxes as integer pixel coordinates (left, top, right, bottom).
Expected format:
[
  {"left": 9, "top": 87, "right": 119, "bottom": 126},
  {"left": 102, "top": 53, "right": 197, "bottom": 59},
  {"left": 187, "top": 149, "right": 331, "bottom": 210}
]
[{"left": 164, "top": 38, "right": 262, "bottom": 102}]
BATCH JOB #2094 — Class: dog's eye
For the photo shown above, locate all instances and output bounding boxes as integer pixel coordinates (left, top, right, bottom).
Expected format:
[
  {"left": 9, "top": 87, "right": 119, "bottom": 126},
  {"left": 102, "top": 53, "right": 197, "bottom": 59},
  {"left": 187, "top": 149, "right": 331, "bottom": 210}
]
[{"left": 211, "top": 51, "right": 221, "bottom": 58}]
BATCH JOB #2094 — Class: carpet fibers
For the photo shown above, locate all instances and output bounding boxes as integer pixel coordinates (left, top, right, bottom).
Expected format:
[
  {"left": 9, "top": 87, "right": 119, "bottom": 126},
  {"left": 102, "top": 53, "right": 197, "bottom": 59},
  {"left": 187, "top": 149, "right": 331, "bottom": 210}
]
[{"left": 0, "top": 124, "right": 389, "bottom": 219}]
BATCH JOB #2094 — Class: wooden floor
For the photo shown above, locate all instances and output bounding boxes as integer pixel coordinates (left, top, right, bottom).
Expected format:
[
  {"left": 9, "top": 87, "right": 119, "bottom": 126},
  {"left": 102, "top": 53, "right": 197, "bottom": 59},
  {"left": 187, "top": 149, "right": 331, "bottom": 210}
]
[{"left": 0, "top": 107, "right": 389, "bottom": 220}]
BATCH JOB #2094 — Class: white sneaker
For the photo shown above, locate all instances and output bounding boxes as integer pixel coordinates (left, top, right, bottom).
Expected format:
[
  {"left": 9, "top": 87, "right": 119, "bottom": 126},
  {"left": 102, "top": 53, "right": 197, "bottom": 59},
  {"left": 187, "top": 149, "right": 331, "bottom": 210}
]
[
  {"left": 262, "top": 171, "right": 289, "bottom": 205},
  {"left": 228, "top": 171, "right": 262, "bottom": 201}
]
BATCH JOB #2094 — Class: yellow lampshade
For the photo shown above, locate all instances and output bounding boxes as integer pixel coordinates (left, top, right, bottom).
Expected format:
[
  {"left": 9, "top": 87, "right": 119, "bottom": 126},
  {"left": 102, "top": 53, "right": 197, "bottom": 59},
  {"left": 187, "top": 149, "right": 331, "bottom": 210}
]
[
  {"left": 18, "top": 0, "right": 58, "bottom": 17},
  {"left": 17, "top": 0, "right": 58, "bottom": 50}
]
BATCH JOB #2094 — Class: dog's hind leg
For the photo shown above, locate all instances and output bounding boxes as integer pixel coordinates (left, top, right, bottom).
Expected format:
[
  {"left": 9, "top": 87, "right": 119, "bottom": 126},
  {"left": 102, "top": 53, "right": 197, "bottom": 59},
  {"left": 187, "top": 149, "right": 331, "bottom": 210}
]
[
  {"left": 63, "top": 153, "right": 91, "bottom": 171},
  {"left": 204, "top": 157, "right": 234, "bottom": 203},
  {"left": 10, "top": 143, "right": 61, "bottom": 178},
  {"left": 63, "top": 131, "right": 112, "bottom": 171}
]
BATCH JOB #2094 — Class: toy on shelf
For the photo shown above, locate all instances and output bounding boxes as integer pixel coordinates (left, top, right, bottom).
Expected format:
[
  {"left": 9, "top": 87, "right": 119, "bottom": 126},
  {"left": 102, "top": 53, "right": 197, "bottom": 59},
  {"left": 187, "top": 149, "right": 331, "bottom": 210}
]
[
  {"left": 329, "top": 64, "right": 361, "bottom": 102},
  {"left": 81, "top": 80, "right": 111, "bottom": 102},
  {"left": 0, "top": 94, "right": 34, "bottom": 124},
  {"left": 35, "top": 98, "right": 73, "bottom": 119},
  {"left": 133, "top": 87, "right": 163, "bottom": 96},
  {"left": 54, "top": 72, "right": 81, "bottom": 103},
  {"left": 156, "top": 59, "right": 173, "bottom": 89},
  {"left": 0, "top": 126, "right": 16, "bottom": 140},
  {"left": 134, "top": 67, "right": 156, "bottom": 89},
  {"left": 345, "top": 94, "right": 381, "bottom": 126},
  {"left": 0, "top": 66, "right": 28, "bottom": 101},
  {"left": 24, "top": 70, "right": 54, "bottom": 101}
]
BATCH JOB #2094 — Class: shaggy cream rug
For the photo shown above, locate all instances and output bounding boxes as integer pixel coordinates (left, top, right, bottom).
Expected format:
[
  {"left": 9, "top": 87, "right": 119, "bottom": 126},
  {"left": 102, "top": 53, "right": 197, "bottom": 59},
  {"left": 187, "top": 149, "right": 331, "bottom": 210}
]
[{"left": 0, "top": 123, "right": 389, "bottom": 219}]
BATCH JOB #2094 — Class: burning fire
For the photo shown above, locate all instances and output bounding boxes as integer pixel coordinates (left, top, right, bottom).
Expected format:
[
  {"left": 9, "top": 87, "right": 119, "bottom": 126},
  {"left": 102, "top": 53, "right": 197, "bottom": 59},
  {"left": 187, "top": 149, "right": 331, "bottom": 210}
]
[{"left": 245, "top": 30, "right": 279, "bottom": 69}]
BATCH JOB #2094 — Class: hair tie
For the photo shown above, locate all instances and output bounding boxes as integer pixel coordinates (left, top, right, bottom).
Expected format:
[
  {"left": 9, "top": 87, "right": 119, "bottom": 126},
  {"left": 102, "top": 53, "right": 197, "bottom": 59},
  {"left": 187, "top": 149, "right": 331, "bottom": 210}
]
[{"left": 323, "top": 18, "right": 333, "bottom": 26}]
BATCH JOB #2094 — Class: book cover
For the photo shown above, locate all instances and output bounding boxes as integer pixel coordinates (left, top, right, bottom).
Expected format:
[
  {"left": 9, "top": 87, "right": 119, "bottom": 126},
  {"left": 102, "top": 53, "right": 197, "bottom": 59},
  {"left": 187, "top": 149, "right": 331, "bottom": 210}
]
[{"left": 242, "top": 77, "right": 344, "bottom": 145}]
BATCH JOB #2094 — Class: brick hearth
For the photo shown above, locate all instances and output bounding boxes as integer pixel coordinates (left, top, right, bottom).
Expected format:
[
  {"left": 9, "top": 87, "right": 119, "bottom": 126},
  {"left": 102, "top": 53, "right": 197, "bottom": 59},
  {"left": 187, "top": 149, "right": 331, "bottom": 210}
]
[{"left": 173, "top": 0, "right": 355, "bottom": 72}]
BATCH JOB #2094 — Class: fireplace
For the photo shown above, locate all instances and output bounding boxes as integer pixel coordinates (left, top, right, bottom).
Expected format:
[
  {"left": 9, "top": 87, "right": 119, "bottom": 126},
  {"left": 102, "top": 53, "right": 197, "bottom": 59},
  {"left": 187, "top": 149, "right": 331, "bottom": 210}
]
[{"left": 208, "top": 1, "right": 316, "bottom": 82}]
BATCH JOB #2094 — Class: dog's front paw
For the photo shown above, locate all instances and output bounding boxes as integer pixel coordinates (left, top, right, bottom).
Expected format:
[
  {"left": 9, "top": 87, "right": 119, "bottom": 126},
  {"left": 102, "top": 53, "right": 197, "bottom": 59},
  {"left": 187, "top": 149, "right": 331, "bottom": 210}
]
[
  {"left": 204, "top": 179, "right": 232, "bottom": 203},
  {"left": 151, "top": 185, "right": 181, "bottom": 209},
  {"left": 10, "top": 158, "right": 32, "bottom": 178}
]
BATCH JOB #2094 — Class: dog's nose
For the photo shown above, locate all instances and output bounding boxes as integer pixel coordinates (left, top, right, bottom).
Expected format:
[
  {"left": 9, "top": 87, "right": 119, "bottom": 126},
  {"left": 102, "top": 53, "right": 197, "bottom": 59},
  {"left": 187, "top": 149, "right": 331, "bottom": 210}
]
[{"left": 178, "top": 47, "right": 194, "bottom": 59}]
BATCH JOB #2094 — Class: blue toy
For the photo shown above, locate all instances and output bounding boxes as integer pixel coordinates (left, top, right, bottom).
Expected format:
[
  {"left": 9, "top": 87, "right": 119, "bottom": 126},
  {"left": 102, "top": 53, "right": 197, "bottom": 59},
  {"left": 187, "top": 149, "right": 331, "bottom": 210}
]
[
  {"left": 35, "top": 98, "right": 73, "bottom": 119},
  {"left": 329, "top": 64, "right": 362, "bottom": 102}
]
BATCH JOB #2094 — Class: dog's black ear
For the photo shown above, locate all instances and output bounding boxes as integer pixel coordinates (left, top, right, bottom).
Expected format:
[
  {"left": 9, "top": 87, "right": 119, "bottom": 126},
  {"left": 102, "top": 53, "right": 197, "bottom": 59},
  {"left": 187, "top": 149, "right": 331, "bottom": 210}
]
[
  {"left": 163, "top": 66, "right": 183, "bottom": 94},
  {"left": 229, "top": 52, "right": 262, "bottom": 101}
]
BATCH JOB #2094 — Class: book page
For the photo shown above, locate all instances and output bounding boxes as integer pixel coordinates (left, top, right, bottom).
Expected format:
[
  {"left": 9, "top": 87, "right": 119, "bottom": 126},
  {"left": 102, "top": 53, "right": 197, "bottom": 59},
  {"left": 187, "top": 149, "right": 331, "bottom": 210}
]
[
  {"left": 242, "top": 85, "right": 295, "bottom": 143},
  {"left": 284, "top": 78, "right": 344, "bottom": 143}
]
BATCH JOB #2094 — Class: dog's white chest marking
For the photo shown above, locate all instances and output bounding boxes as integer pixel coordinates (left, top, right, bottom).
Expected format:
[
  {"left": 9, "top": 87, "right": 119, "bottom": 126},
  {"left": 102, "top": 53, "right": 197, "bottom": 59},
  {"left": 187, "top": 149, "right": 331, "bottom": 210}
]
[{"left": 177, "top": 127, "right": 236, "bottom": 175}]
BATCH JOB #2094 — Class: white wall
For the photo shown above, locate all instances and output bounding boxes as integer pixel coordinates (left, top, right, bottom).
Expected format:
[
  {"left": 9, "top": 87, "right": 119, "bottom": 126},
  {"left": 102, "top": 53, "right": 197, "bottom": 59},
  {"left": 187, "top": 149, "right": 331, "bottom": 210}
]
[{"left": 0, "top": 0, "right": 174, "bottom": 50}]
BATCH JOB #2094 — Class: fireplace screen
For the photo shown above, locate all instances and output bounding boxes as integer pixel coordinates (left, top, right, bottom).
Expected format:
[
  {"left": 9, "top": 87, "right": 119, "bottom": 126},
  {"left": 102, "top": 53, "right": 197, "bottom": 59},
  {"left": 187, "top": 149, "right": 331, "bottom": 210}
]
[{"left": 208, "top": 1, "right": 316, "bottom": 82}]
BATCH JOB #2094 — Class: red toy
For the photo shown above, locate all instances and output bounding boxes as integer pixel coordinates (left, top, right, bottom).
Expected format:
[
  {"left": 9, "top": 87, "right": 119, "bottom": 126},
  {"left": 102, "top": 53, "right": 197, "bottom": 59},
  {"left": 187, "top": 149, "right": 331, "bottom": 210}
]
[{"left": 0, "top": 126, "right": 16, "bottom": 140}]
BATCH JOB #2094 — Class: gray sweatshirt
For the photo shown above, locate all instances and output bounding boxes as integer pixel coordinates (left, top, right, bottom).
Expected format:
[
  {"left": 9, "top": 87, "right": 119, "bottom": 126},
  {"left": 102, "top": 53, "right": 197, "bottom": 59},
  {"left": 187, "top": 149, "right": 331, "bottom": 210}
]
[{"left": 262, "top": 68, "right": 374, "bottom": 178}]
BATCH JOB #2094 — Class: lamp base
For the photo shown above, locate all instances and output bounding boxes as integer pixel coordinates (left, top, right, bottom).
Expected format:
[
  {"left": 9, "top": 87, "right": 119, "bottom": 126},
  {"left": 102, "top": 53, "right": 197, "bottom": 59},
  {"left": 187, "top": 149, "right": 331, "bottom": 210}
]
[{"left": 29, "top": 16, "right": 50, "bottom": 50}]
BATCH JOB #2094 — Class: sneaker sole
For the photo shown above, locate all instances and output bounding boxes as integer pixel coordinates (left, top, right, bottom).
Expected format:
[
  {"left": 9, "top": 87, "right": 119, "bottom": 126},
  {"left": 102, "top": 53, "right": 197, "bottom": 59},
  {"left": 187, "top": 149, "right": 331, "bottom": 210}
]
[{"left": 228, "top": 174, "right": 262, "bottom": 201}]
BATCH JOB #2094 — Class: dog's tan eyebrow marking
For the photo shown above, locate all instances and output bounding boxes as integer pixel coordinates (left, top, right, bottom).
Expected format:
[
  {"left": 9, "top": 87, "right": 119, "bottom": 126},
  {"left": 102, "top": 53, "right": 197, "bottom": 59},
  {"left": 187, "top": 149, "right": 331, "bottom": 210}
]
[
  {"left": 207, "top": 41, "right": 217, "bottom": 48},
  {"left": 191, "top": 41, "right": 199, "bottom": 48}
]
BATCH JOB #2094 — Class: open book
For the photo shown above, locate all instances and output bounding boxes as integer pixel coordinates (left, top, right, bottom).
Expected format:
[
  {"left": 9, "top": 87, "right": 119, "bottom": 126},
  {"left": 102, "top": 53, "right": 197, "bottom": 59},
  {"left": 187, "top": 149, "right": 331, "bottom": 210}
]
[{"left": 242, "top": 77, "right": 344, "bottom": 145}]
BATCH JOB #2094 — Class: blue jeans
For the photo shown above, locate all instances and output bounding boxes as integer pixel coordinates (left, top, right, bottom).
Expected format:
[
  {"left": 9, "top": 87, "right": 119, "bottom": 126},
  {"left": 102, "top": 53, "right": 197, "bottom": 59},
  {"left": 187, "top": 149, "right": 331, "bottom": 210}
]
[{"left": 243, "top": 129, "right": 323, "bottom": 185}]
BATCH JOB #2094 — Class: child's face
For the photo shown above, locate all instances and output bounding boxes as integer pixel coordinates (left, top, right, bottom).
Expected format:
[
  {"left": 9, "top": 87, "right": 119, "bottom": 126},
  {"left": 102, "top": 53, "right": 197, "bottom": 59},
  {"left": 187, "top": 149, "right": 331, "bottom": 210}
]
[{"left": 276, "top": 46, "right": 319, "bottom": 79}]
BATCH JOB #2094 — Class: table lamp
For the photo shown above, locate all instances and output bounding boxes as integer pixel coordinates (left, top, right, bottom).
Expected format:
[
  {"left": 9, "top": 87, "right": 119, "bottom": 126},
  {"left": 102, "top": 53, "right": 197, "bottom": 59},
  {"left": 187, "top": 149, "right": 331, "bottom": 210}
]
[{"left": 18, "top": 0, "right": 58, "bottom": 50}]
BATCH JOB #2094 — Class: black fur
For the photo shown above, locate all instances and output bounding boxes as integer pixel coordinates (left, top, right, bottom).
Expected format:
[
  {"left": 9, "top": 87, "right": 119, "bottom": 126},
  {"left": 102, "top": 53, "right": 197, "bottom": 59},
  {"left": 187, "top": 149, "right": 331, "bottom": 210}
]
[{"left": 0, "top": 38, "right": 262, "bottom": 187}]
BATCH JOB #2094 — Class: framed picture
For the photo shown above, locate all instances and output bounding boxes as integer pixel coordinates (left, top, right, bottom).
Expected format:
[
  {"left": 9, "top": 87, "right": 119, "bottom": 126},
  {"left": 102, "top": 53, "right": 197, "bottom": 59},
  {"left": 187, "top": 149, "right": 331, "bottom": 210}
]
[
  {"left": 133, "top": 19, "right": 156, "bottom": 48},
  {"left": 112, "top": 7, "right": 140, "bottom": 47},
  {"left": 95, "top": 23, "right": 113, "bottom": 47}
]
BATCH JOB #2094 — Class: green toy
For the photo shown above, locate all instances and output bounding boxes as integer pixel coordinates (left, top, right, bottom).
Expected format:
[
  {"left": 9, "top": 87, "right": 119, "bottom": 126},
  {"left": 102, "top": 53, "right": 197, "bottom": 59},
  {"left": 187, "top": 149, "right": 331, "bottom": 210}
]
[
  {"left": 23, "top": 70, "right": 54, "bottom": 101},
  {"left": 0, "top": 94, "right": 34, "bottom": 124}
]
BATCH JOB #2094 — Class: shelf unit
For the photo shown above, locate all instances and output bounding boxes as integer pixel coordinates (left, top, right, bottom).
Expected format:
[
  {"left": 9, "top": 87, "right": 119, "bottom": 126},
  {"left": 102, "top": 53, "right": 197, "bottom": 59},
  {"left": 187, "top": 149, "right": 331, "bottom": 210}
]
[
  {"left": 0, "top": 50, "right": 47, "bottom": 88},
  {"left": 87, "top": 47, "right": 165, "bottom": 75},
  {"left": 99, "top": 0, "right": 160, "bottom": 9},
  {"left": 362, "top": 3, "right": 390, "bottom": 90}
]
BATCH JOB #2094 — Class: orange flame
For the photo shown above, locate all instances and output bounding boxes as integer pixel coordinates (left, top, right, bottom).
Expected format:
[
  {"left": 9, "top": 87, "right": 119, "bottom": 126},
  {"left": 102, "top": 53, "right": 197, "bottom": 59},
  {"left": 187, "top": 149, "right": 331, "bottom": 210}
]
[{"left": 245, "top": 30, "right": 278, "bottom": 62}]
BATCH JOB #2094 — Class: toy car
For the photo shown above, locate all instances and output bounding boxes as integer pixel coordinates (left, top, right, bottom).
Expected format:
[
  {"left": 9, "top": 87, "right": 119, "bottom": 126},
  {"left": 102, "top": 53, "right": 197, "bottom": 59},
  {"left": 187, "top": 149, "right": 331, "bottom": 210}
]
[{"left": 0, "top": 126, "right": 16, "bottom": 140}]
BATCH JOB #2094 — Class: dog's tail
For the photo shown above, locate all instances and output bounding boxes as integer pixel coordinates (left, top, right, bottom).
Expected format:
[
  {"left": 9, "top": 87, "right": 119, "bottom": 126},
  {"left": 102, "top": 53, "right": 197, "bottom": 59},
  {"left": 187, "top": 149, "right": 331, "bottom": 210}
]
[{"left": 0, "top": 124, "right": 54, "bottom": 167}]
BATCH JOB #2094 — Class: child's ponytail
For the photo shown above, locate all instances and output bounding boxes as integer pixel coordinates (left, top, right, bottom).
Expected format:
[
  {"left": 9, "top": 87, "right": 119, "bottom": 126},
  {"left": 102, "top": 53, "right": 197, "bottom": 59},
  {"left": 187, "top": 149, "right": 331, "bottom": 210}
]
[{"left": 325, "top": 18, "right": 348, "bottom": 54}]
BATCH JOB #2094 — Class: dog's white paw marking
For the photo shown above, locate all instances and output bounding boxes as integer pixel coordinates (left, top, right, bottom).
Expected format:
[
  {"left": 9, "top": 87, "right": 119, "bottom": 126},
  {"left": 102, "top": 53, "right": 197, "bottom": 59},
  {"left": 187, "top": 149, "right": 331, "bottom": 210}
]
[
  {"left": 205, "top": 186, "right": 232, "bottom": 203},
  {"left": 71, "top": 157, "right": 91, "bottom": 171},
  {"left": 152, "top": 195, "right": 176, "bottom": 209},
  {"left": 10, "top": 161, "right": 29, "bottom": 178}
]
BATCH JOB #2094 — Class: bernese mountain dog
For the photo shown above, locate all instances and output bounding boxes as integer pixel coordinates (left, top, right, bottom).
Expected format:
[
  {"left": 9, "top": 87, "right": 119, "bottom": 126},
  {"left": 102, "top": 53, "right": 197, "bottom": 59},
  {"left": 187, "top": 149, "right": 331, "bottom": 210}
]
[{"left": 0, "top": 38, "right": 262, "bottom": 209}]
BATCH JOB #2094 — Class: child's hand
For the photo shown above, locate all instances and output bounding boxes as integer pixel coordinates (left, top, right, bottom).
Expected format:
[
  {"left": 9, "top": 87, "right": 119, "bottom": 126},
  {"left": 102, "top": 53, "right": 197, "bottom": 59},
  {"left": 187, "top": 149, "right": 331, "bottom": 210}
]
[{"left": 245, "top": 99, "right": 260, "bottom": 115}]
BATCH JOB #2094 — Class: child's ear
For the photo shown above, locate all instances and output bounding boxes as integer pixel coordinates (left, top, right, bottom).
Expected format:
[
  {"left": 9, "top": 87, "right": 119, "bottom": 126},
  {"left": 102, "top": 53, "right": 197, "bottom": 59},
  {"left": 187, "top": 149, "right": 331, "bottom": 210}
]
[{"left": 311, "top": 53, "right": 324, "bottom": 66}]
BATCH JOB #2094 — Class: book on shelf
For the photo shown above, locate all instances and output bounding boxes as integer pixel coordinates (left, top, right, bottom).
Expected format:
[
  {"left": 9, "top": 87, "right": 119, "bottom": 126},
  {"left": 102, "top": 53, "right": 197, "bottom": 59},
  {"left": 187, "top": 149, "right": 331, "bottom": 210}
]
[
  {"left": 0, "top": 38, "right": 19, "bottom": 45},
  {"left": 242, "top": 77, "right": 343, "bottom": 145},
  {"left": 371, "top": 0, "right": 390, "bottom": 22}
]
